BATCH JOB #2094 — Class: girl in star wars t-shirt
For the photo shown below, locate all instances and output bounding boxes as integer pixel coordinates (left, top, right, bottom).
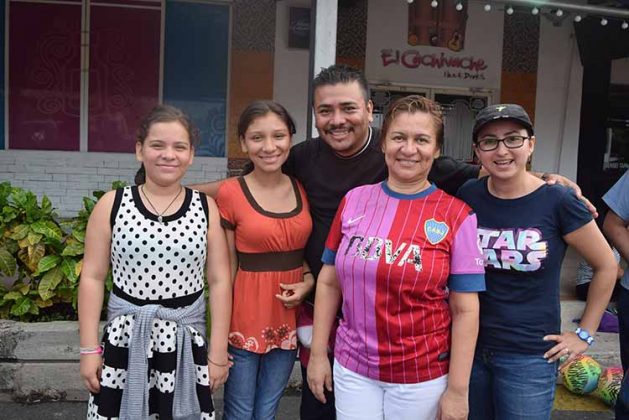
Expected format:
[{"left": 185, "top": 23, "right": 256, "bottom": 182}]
[{"left": 459, "top": 104, "right": 617, "bottom": 420}]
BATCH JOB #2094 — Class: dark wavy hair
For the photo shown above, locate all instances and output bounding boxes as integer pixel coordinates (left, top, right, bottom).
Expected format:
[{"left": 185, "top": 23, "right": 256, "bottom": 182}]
[
  {"left": 134, "top": 105, "right": 199, "bottom": 185},
  {"left": 379, "top": 95, "right": 444, "bottom": 150},
  {"left": 312, "top": 64, "right": 370, "bottom": 105}
]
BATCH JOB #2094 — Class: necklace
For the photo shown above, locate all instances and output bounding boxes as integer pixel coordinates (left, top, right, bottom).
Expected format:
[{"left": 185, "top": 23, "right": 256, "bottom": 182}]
[{"left": 140, "top": 185, "right": 183, "bottom": 223}]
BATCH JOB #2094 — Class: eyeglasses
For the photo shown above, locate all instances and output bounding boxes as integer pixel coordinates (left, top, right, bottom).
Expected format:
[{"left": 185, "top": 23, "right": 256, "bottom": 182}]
[{"left": 475, "top": 135, "right": 530, "bottom": 152}]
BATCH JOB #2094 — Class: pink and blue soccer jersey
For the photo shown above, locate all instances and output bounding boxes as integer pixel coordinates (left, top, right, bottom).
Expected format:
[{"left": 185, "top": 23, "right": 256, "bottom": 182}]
[{"left": 322, "top": 182, "right": 485, "bottom": 384}]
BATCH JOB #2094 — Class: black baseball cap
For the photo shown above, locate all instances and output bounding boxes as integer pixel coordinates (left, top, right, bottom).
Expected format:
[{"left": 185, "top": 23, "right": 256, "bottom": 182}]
[{"left": 473, "top": 104, "right": 534, "bottom": 141}]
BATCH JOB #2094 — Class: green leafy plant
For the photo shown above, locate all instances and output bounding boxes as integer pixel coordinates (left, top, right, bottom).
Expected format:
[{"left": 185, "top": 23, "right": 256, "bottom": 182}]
[{"left": 0, "top": 181, "right": 125, "bottom": 321}]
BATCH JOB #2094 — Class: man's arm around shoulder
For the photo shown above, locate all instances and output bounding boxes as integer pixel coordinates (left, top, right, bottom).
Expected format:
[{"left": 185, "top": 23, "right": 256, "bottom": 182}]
[{"left": 189, "top": 179, "right": 227, "bottom": 198}]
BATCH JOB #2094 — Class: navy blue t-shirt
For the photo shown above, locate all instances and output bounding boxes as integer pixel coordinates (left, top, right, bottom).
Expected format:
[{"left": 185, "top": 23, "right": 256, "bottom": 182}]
[{"left": 458, "top": 178, "right": 592, "bottom": 354}]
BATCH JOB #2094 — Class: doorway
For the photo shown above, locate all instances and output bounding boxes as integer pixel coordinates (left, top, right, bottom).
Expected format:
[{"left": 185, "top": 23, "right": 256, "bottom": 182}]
[{"left": 370, "top": 84, "right": 491, "bottom": 162}]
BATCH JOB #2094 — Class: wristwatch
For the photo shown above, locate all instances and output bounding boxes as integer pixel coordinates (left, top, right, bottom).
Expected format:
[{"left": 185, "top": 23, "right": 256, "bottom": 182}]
[{"left": 575, "top": 327, "right": 594, "bottom": 346}]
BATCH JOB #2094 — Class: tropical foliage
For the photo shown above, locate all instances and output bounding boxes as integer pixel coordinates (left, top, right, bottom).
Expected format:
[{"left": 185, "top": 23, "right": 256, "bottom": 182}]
[{"left": 0, "top": 182, "right": 124, "bottom": 321}]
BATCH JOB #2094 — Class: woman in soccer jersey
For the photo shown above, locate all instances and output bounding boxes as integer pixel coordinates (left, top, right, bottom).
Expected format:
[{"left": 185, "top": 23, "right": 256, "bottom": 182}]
[
  {"left": 458, "top": 104, "right": 617, "bottom": 419},
  {"left": 307, "top": 95, "right": 485, "bottom": 420}
]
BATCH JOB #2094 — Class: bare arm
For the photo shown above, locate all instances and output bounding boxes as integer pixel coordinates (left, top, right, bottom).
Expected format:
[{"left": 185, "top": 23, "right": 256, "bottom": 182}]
[
  {"left": 205, "top": 196, "right": 233, "bottom": 391},
  {"left": 189, "top": 179, "right": 229, "bottom": 199},
  {"left": 78, "top": 190, "right": 115, "bottom": 393},
  {"left": 438, "top": 291, "right": 479, "bottom": 420},
  {"left": 603, "top": 211, "right": 629, "bottom": 263},
  {"left": 224, "top": 228, "right": 238, "bottom": 284},
  {"left": 307, "top": 264, "right": 342, "bottom": 404},
  {"left": 544, "top": 220, "right": 616, "bottom": 363}
]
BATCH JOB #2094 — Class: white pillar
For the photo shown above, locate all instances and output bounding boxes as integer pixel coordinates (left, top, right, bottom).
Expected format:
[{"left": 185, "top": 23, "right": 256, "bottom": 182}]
[{"left": 307, "top": 0, "right": 338, "bottom": 138}]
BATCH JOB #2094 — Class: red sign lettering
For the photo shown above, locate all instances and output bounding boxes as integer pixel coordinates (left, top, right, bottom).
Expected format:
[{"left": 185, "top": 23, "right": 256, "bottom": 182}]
[{"left": 381, "top": 49, "right": 488, "bottom": 72}]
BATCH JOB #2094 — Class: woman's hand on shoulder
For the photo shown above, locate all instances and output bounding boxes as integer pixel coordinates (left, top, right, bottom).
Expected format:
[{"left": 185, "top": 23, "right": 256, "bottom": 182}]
[
  {"left": 540, "top": 173, "right": 597, "bottom": 217},
  {"left": 437, "top": 387, "right": 469, "bottom": 420}
]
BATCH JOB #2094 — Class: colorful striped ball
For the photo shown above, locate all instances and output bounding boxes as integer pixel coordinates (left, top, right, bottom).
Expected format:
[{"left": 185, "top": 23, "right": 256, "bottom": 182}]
[
  {"left": 561, "top": 355, "right": 602, "bottom": 395},
  {"left": 595, "top": 366, "right": 624, "bottom": 406}
]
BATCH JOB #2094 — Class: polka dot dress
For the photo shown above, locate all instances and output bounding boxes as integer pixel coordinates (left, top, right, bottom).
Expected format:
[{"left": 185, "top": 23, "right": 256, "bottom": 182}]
[{"left": 87, "top": 186, "right": 214, "bottom": 420}]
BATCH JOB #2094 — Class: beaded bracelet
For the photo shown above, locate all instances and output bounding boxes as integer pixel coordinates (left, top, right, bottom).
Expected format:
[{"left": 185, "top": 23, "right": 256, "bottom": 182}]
[
  {"left": 303, "top": 271, "right": 312, "bottom": 277},
  {"left": 80, "top": 345, "right": 103, "bottom": 355}
]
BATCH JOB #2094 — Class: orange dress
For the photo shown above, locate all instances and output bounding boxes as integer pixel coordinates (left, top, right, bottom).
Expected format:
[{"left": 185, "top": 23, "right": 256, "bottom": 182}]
[{"left": 216, "top": 176, "right": 312, "bottom": 353}]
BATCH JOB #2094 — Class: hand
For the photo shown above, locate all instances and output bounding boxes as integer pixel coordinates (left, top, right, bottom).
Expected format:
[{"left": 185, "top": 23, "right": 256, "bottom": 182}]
[
  {"left": 307, "top": 354, "right": 333, "bottom": 404},
  {"left": 80, "top": 354, "right": 102, "bottom": 394},
  {"left": 275, "top": 277, "right": 314, "bottom": 309},
  {"left": 208, "top": 364, "right": 229, "bottom": 392},
  {"left": 542, "top": 173, "right": 598, "bottom": 218},
  {"left": 543, "top": 331, "right": 589, "bottom": 366},
  {"left": 207, "top": 352, "right": 233, "bottom": 392},
  {"left": 437, "top": 388, "right": 469, "bottom": 420}
]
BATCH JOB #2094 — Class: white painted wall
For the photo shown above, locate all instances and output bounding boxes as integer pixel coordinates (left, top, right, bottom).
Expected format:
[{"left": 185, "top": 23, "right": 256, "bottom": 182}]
[
  {"left": 273, "top": 1, "right": 311, "bottom": 143},
  {"left": 612, "top": 57, "right": 629, "bottom": 85},
  {"left": 532, "top": 18, "right": 583, "bottom": 181},
  {"left": 0, "top": 151, "right": 226, "bottom": 217}
]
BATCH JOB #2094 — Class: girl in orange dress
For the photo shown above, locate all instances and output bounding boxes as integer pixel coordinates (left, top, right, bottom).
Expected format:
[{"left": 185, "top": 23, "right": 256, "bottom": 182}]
[{"left": 216, "top": 101, "right": 313, "bottom": 419}]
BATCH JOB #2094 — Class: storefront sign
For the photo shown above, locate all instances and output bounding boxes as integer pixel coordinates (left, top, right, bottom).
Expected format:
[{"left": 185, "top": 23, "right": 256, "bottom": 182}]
[
  {"left": 381, "top": 49, "right": 487, "bottom": 71},
  {"left": 366, "top": 0, "right": 503, "bottom": 89}
]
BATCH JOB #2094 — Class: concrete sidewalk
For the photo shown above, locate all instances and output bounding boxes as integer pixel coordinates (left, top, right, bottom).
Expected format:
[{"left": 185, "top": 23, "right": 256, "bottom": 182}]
[
  {"left": 0, "top": 392, "right": 303, "bottom": 419},
  {"left": 0, "top": 387, "right": 615, "bottom": 420}
]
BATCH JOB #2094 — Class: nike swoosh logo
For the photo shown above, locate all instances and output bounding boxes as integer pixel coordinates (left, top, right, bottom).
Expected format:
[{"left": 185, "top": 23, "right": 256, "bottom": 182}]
[{"left": 348, "top": 215, "right": 365, "bottom": 224}]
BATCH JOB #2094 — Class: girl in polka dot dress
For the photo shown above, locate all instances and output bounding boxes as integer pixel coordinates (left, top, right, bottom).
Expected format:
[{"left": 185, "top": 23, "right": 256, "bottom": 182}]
[{"left": 78, "top": 105, "right": 232, "bottom": 419}]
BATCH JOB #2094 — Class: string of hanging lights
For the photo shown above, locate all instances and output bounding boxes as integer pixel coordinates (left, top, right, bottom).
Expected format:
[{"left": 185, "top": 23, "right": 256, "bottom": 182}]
[{"left": 405, "top": 0, "right": 629, "bottom": 29}]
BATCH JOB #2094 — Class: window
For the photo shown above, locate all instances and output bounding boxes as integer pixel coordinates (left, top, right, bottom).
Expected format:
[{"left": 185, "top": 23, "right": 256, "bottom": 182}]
[
  {"left": 4, "top": 0, "right": 229, "bottom": 156},
  {"left": 8, "top": 0, "right": 82, "bottom": 150},
  {"left": 88, "top": 0, "right": 162, "bottom": 153},
  {"left": 164, "top": 1, "right": 229, "bottom": 157}
]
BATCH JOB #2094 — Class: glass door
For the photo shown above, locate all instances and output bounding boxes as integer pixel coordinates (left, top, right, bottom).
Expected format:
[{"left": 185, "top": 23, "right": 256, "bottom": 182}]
[{"left": 433, "top": 92, "right": 489, "bottom": 162}]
